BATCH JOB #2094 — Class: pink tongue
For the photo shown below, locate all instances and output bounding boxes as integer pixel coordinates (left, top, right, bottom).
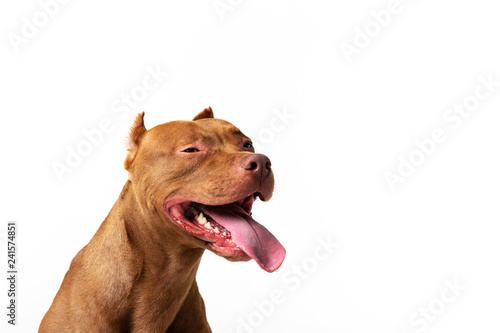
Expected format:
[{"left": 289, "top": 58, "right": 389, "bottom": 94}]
[{"left": 197, "top": 204, "right": 286, "bottom": 272}]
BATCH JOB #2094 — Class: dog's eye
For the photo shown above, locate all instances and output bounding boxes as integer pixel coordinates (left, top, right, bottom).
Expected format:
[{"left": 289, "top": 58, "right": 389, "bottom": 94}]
[
  {"left": 182, "top": 148, "right": 200, "bottom": 153},
  {"left": 243, "top": 141, "right": 253, "bottom": 149}
]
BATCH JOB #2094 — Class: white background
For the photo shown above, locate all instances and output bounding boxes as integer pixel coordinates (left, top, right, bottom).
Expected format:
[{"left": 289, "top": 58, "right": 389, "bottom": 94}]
[{"left": 1, "top": 0, "right": 500, "bottom": 332}]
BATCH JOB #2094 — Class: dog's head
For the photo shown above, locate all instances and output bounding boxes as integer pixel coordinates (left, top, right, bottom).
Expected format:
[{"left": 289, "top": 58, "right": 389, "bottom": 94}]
[{"left": 124, "top": 108, "right": 285, "bottom": 272}]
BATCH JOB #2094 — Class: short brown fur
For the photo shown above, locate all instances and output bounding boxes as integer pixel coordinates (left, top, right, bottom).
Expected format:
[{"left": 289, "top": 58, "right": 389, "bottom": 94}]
[{"left": 40, "top": 108, "right": 275, "bottom": 332}]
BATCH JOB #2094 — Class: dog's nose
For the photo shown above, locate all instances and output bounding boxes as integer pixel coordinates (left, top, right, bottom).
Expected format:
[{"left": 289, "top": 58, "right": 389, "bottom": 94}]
[{"left": 240, "top": 154, "right": 272, "bottom": 176}]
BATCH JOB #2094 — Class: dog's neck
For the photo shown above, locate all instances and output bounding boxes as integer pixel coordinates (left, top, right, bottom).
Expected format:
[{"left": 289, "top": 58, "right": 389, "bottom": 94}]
[
  {"left": 118, "top": 180, "right": 205, "bottom": 271},
  {"left": 87, "top": 181, "right": 210, "bottom": 331}
]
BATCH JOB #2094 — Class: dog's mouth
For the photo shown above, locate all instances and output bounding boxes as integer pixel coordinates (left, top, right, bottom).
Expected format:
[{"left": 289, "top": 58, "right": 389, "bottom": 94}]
[{"left": 165, "top": 193, "right": 286, "bottom": 272}]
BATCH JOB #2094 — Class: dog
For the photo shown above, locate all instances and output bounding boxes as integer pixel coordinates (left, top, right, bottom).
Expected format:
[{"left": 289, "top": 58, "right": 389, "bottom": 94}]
[{"left": 39, "top": 107, "right": 286, "bottom": 332}]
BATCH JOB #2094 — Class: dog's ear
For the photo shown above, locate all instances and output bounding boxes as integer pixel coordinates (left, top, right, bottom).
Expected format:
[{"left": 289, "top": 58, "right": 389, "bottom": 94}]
[
  {"left": 193, "top": 107, "right": 214, "bottom": 120},
  {"left": 124, "top": 112, "right": 147, "bottom": 170}
]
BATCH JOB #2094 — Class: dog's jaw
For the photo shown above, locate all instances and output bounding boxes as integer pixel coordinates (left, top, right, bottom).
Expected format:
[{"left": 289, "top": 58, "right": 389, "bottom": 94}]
[
  {"left": 164, "top": 194, "right": 257, "bottom": 262},
  {"left": 164, "top": 192, "right": 286, "bottom": 272}
]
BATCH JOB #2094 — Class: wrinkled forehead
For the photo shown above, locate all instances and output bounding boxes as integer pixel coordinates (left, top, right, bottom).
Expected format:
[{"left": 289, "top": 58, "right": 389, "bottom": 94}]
[{"left": 144, "top": 118, "right": 249, "bottom": 148}]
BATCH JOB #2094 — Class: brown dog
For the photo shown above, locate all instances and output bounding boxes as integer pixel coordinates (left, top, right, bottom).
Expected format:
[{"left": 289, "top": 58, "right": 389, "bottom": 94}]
[{"left": 39, "top": 108, "right": 286, "bottom": 332}]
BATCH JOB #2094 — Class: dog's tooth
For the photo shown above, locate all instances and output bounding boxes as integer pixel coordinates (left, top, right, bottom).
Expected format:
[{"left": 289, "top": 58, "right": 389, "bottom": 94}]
[
  {"left": 214, "top": 227, "right": 220, "bottom": 234},
  {"left": 195, "top": 212, "right": 206, "bottom": 224},
  {"left": 222, "top": 231, "right": 227, "bottom": 236},
  {"left": 204, "top": 222, "right": 213, "bottom": 229}
]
